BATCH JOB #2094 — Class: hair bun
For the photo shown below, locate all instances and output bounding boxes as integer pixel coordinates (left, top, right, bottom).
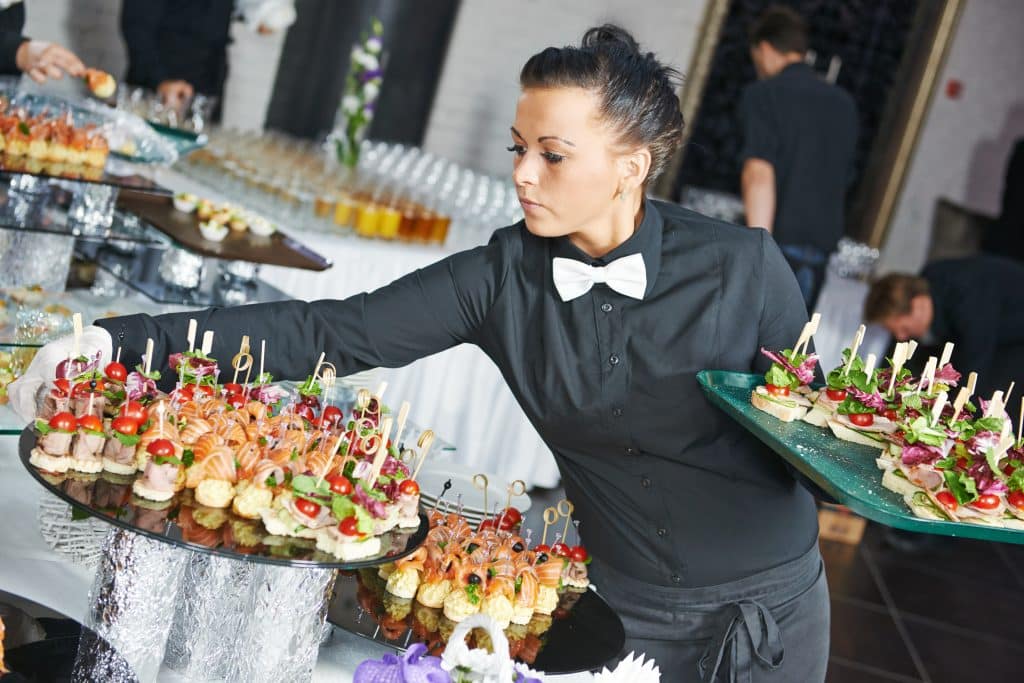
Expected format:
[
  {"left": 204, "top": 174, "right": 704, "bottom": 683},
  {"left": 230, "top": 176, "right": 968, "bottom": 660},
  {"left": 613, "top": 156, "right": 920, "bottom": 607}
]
[{"left": 581, "top": 24, "right": 640, "bottom": 55}]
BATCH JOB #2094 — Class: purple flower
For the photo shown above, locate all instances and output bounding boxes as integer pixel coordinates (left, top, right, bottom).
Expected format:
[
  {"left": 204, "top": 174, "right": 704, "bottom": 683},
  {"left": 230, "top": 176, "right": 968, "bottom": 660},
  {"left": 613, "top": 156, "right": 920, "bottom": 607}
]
[
  {"left": 901, "top": 443, "right": 943, "bottom": 466},
  {"left": 934, "top": 363, "right": 961, "bottom": 387},
  {"left": 353, "top": 643, "right": 448, "bottom": 683},
  {"left": 360, "top": 68, "right": 383, "bottom": 82}
]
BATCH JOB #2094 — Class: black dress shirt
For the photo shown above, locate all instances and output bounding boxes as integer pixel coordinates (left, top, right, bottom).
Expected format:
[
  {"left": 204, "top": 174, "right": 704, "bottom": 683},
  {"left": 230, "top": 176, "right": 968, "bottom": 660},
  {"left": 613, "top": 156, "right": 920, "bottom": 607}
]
[
  {"left": 0, "top": 3, "right": 26, "bottom": 75},
  {"left": 98, "top": 199, "right": 819, "bottom": 588},
  {"left": 924, "top": 255, "right": 1024, "bottom": 395},
  {"left": 738, "top": 62, "right": 858, "bottom": 253},
  {"left": 120, "top": 0, "right": 234, "bottom": 97}
]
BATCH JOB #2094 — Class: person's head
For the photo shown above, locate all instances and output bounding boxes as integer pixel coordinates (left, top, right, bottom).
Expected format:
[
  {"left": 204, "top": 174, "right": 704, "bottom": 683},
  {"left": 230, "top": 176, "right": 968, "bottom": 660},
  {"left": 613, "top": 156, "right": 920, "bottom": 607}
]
[
  {"left": 748, "top": 5, "right": 808, "bottom": 79},
  {"left": 864, "top": 273, "right": 934, "bottom": 341},
  {"left": 513, "top": 25, "right": 684, "bottom": 254}
]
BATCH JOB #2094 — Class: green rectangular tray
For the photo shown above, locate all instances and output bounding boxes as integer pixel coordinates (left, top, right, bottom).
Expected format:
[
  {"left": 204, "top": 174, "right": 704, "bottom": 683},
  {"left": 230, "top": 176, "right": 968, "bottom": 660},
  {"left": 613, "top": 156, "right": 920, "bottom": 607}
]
[{"left": 697, "top": 370, "right": 1024, "bottom": 545}]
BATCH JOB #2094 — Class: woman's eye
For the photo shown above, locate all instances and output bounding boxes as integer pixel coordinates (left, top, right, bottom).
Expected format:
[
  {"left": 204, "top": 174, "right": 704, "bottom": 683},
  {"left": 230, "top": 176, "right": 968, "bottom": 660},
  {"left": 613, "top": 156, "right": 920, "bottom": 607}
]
[
  {"left": 506, "top": 144, "right": 525, "bottom": 156},
  {"left": 542, "top": 152, "right": 564, "bottom": 164}
]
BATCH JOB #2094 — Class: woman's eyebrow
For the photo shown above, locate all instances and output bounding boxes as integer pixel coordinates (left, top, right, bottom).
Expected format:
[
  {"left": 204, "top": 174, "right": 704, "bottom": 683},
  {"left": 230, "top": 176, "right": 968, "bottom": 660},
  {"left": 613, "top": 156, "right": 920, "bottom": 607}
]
[{"left": 509, "top": 127, "right": 575, "bottom": 147}]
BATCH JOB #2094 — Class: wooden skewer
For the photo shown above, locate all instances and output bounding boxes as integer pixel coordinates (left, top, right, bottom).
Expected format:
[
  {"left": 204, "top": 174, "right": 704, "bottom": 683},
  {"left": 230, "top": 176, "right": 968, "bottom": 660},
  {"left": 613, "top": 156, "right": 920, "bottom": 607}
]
[
  {"left": 311, "top": 352, "right": 326, "bottom": 381},
  {"left": 930, "top": 391, "right": 948, "bottom": 427},
  {"left": 800, "top": 312, "right": 821, "bottom": 355},
  {"left": 1018, "top": 397, "right": 1023, "bottom": 445},
  {"left": 411, "top": 429, "right": 434, "bottom": 480},
  {"left": 157, "top": 400, "right": 165, "bottom": 435},
  {"left": 843, "top": 325, "right": 866, "bottom": 376},
  {"left": 258, "top": 340, "right": 266, "bottom": 382},
  {"left": 1005, "top": 381, "right": 1015, "bottom": 408},
  {"left": 231, "top": 335, "right": 251, "bottom": 384},
  {"left": 393, "top": 401, "right": 410, "bottom": 448},
  {"left": 887, "top": 342, "right": 908, "bottom": 396},
  {"left": 952, "top": 387, "right": 970, "bottom": 421},
  {"left": 558, "top": 499, "right": 575, "bottom": 541},
  {"left": 793, "top": 315, "right": 817, "bottom": 356},
  {"left": 186, "top": 319, "right": 197, "bottom": 353},
  {"left": 115, "top": 346, "right": 122, "bottom": 364},
  {"left": 375, "top": 381, "right": 388, "bottom": 402},
  {"left": 200, "top": 330, "right": 214, "bottom": 356},
  {"left": 919, "top": 357, "right": 937, "bottom": 394},
  {"left": 71, "top": 313, "right": 83, "bottom": 359},
  {"left": 541, "top": 507, "right": 558, "bottom": 547},
  {"left": 368, "top": 416, "right": 394, "bottom": 483},
  {"left": 863, "top": 353, "right": 877, "bottom": 382},
  {"left": 143, "top": 338, "right": 154, "bottom": 376},
  {"left": 905, "top": 340, "right": 918, "bottom": 361},
  {"left": 938, "top": 341, "right": 954, "bottom": 369},
  {"left": 473, "top": 473, "right": 489, "bottom": 517},
  {"left": 986, "top": 391, "right": 1004, "bottom": 419},
  {"left": 505, "top": 479, "right": 525, "bottom": 511},
  {"left": 966, "top": 372, "right": 977, "bottom": 397}
]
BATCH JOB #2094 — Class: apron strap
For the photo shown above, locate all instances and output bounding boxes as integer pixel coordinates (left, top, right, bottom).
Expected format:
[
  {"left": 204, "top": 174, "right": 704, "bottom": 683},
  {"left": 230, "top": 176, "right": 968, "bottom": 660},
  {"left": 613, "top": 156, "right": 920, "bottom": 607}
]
[{"left": 697, "top": 599, "right": 785, "bottom": 683}]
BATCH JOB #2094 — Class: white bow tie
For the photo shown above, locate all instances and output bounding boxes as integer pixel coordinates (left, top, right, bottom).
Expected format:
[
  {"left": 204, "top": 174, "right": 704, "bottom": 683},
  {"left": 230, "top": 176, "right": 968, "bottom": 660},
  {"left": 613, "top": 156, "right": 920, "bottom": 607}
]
[{"left": 552, "top": 253, "right": 647, "bottom": 302}]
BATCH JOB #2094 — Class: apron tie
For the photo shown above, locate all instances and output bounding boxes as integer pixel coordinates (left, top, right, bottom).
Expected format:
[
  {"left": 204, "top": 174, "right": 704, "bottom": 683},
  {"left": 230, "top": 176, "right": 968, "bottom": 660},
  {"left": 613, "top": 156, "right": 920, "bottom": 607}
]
[{"left": 698, "top": 599, "right": 785, "bottom": 683}]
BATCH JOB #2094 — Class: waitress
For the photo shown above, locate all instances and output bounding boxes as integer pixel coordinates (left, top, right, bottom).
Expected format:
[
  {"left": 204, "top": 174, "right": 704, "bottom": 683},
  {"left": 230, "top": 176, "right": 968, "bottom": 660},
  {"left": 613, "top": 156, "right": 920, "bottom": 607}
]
[{"left": 12, "top": 25, "right": 828, "bottom": 681}]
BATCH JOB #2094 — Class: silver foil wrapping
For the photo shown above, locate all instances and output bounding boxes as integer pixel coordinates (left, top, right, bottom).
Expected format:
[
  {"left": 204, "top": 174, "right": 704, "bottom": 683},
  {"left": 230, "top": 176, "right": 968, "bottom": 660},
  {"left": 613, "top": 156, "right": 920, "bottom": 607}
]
[
  {"left": 76, "top": 528, "right": 187, "bottom": 682},
  {"left": 158, "top": 247, "right": 206, "bottom": 290},
  {"left": 226, "top": 565, "right": 338, "bottom": 683},
  {"left": 36, "top": 496, "right": 108, "bottom": 569},
  {"left": 164, "top": 550, "right": 256, "bottom": 681},
  {"left": 67, "top": 182, "right": 119, "bottom": 233},
  {"left": 0, "top": 229, "right": 74, "bottom": 291}
]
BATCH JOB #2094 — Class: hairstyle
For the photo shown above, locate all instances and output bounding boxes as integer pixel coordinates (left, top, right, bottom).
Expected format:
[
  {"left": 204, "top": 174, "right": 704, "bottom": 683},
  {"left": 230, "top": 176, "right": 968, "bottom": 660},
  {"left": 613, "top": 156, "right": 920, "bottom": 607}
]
[
  {"left": 748, "top": 5, "right": 809, "bottom": 55},
  {"left": 519, "top": 24, "right": 684, "bottom": 185},
  {"left": 863, "top": 273, "right": 931, "bottom": 323}
]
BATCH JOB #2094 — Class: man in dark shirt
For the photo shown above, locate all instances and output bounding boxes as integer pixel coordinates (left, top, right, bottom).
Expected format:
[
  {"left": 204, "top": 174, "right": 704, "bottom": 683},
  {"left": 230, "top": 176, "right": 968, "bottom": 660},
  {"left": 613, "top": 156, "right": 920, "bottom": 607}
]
[
  {"left": 864, "top": 255, "right": 1024, "bottom": 396},
  {"left": 982, "top": 138, "right": 1024, "bottom": 262},
  {"left": 739, "top": 5, "right": 858, "bottom": 309}
]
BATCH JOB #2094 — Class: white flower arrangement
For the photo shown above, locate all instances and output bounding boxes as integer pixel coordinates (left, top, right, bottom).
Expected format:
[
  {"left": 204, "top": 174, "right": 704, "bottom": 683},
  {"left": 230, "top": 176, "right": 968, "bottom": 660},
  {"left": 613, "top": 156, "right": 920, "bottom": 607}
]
[
  {"left": 441, "top": 614, "right": 543, "bottom": 683},
  {"left": 332, "top": 17, "right": 384, "bottom": 169}
]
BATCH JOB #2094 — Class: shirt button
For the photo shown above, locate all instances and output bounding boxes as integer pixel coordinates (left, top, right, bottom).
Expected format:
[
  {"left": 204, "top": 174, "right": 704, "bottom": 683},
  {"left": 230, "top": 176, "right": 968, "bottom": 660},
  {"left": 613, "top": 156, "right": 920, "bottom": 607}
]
[
  {"left": 609, "top": 354, "right": 620, "bottom": 366},
  {"left": 612, "top": 407, "right": 623, "bottom": 417},
  {"left": 625, "top": 447, "right": 636, "bottom": 455},
  {"left": 657, "top": 528, "right": 668, "bottom": 537},
  {"left": 640, "top": 477, "right": 651, "bottom": 488},
  {"left": 671, "top": 574, "right": 682, "bottom": 584},
  {"left": 601, "top": 303, "right": 613, "bottom": 313}
]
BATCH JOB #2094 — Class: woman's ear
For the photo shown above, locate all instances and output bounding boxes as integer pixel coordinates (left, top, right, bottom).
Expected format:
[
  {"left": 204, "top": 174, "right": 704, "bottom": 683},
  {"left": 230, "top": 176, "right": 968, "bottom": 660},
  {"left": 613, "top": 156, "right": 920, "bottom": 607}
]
[{"left": 617, "top": 147, "right": 652, "bottom": 195}]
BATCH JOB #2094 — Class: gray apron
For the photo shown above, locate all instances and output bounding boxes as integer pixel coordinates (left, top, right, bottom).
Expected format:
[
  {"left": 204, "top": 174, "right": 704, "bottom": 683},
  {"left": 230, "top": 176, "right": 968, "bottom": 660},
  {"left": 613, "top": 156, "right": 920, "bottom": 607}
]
[{"left": 588, "top": 543, "right": 829, "bottom": 682}]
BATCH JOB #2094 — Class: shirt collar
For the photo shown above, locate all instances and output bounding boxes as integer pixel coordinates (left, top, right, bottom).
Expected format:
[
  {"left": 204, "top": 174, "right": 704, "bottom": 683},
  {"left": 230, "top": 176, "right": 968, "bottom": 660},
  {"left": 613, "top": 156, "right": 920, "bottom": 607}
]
[{"left": 549, "top": 198, "right": 664, "bottom": 298}]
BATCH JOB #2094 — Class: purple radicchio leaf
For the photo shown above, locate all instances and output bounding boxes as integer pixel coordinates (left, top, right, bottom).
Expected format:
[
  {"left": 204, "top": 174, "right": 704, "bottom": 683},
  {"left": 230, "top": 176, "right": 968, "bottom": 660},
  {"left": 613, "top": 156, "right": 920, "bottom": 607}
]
[{"left": 901, "top": 443, "right": 943, "bottom": 466}]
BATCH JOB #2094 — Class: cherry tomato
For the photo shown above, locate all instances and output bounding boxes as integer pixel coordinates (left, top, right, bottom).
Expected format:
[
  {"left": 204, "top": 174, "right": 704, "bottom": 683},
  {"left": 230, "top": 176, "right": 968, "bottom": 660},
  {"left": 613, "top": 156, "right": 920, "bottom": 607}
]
[
  {"left": 569, "top": 545, "right": 589, "bottom": 562},
  {"left": 72, "top": 379, "right": 105, "bottom": 397},
  {"left": 104, "top": 362, "right": 128, "bottom": 382},
  {"left": 1008, "top": 491, "right": 1024, "bottom": 510},
  {"left": 477, "top": 519, "right": 496, "bottom": 531},
  {"left": 935, "top": 490, "right": 958, "bottom": 511},
  {"left": 195, "top": 385, "right": 215, "bottom": 398},
  {"left": 500, "top": 507, "right": 522, "bottom": 526},
  {"left": 295, "top": 498, "right": 322, "bottom": 517},
  {"left": 295, "top": 404, "right": 316, "bottom": 423},
  {"left": 338, "top": 516, "right": 360, "bottom": 536},
  {"left": 766, "top": 384, "right": 790, "bottom": 397},
  {"left": 48, "top": 411, "right": 77, "bottom": 432},
  {"left": 498, "top": 515, "right": 519, "bottom": 532},
  {"left": 399, "top": 479, "right": 420, "bottom": 496},
  {"left": 300, "top": 393, "right": 321, "bottom": 410},
  {"left": 550, "top": 542, "right": 570, "bottom": 557},
  {"left": 328, "top": 475, "right": 354, "bottom": 496},
  {"left": 849, "top": 413, "right": 874, "bottom": 427},
  {"left": 174, "top": 385, "right": 195, "bottom": 400},
  {"left": 825, "top": 388, "right": 847, "bottom": 402},
  {"left": 226, "top": 393, "right": 246, "bottom": 409},
  {"left": 77, "top": 414, "right": 103, "bottom": 432},
  {"left": 146, "top": 438, "right": 175, "bottom": 458},
  {"left": 322, "top": 406, "right": 343, "bottom": 426},
  {"left": 971, "top": 494, "right": 1001, "bottom": 511},
  {"left": 52, "top": 378, "right": 71, "bottom": 396},
  {"left": 119, "top": 401, "right": 146, "bottom": 421},
  {"left": 111, "top": 416, "right": 140, "bottom": 435},
  {"left": 882, "top": 409, "right": 898, "bottom": 422},
  {"left": 223, "top": 382, "right": 243, "bottom": 396}
]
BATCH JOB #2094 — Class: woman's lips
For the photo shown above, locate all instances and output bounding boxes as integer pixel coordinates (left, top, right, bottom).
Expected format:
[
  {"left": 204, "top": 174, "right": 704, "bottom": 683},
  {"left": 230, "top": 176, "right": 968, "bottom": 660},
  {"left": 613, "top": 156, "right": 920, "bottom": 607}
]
[{"left": 519, "top": 197, "right": 544, "bottom": 214}]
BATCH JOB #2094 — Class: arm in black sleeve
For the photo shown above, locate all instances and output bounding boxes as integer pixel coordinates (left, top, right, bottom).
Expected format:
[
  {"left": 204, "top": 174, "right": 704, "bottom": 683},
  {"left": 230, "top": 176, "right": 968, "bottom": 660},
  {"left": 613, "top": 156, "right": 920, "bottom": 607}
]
[
  {"left": 737, "top": 84, "right": 779, "bottom": 168},
  {"left": 753, "top": 230, "right": 836, "bottom": 501},
  {"left": 120, "top": 0, "right": 169, "bottom": 88},
  {"left": 96, "top": 234, "right": 509, "bottom": 389},
  {"left": 0, "top": 4, "right": 27, "bottom": 75},
  {"left": 945, "top": 279, "right": 1001, "bottom": 390}
]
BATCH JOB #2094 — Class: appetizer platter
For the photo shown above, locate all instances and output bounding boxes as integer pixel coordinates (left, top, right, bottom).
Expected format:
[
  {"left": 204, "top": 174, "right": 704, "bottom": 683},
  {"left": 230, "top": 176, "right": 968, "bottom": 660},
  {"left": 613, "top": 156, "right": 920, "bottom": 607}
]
[
  {"left": 21, "top": 317, "right": 432, "bottom": 566},
  {"left": 329, "top": 500, "right": 625, "bottom": 673},
  {"left": 116, "top": 191, "right": 331, "bottom": 271},
  {"left": 699, "top": 315, "right": 1024, "bottom": 544}
]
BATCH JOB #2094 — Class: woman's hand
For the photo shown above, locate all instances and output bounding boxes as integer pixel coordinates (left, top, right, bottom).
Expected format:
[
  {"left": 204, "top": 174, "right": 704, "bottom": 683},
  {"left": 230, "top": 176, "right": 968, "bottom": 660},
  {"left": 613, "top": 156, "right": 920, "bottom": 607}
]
[
  {"left": 8, "top": 326, "right": 112, "bottom": 421},
  {"left": 15, "top": 40, "right": 86, "bottom": 83}
]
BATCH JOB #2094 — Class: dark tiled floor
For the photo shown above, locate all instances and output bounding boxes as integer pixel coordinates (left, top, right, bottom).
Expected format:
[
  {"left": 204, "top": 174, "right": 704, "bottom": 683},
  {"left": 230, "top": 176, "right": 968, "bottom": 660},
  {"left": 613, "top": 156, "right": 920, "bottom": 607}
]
[{"left": 526, "top": 487, "right": 1022, "bottom": 682}]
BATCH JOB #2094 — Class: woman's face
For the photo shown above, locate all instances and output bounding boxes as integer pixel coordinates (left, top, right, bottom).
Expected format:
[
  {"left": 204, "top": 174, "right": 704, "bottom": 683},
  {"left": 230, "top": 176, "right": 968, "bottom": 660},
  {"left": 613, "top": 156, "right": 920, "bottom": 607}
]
[{"left": 510, "top": 87, "right": 626, "bottom": 241}]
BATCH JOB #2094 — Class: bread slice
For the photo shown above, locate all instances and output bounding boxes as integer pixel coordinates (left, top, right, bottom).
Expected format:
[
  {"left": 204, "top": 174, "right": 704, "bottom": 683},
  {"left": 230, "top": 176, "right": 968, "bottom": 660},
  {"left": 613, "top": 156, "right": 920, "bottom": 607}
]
[
  {"left": 882, "top": 468, "right": 924, "bottom": 497},
  {"left": 827, "top": 419, "right": 888, "bottom": 448},
  {"left": 30, "top": 448, "right": 70, "bottom": 474},
  {"left": 132, "top": 478, "right": 175, "bottom": 502},
  {"left": 751, "top": 391, "right": 808, "bottom": 422}
]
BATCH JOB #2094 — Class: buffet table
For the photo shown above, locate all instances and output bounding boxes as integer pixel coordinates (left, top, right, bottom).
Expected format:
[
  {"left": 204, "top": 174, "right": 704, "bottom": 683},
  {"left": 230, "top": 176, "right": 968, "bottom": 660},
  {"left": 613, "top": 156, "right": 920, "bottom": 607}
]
[{"left": 153, "top": 168, "right": 561, "bottom": 490}]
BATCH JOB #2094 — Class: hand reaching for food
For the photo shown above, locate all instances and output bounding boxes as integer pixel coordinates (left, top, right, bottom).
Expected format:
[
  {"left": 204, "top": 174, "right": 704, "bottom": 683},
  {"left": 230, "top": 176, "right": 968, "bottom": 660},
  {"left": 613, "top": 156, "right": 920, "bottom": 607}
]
[{"left": 15, "top": 40, "right": 86, "bottom": 83}]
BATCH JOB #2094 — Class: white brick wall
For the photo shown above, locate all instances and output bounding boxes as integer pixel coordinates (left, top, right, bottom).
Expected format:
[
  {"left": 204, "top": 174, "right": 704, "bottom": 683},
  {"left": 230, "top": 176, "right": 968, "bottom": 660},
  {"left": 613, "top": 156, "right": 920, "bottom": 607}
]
[
  {"left": 423, "top": 0, "right": 708, "bottom": 176},
  {"left": 20, "top": 0, "right": 286, "bottom": 131}
]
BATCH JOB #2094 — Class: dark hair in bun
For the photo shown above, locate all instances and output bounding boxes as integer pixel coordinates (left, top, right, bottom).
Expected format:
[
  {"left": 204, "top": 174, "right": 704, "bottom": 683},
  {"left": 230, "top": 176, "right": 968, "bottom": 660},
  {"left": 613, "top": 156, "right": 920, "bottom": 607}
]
[{"left": 520, "top": 24, "right": 684, "bottom": 185}]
